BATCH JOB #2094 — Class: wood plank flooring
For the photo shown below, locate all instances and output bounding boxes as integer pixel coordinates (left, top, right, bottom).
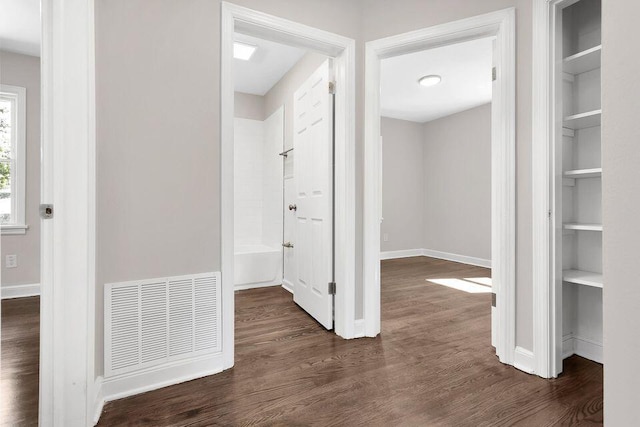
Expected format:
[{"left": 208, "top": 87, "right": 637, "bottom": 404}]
[
  {"left": 1, "top": 296, "right": 40, "bottom": 427},
  {"left": 1, "top": 257, "right": 603, "bottom": 426}
]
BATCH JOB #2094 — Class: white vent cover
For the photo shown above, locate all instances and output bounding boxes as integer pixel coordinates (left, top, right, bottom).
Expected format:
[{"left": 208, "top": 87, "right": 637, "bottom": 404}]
[{"left": 105, "top": 272, "right": 221, "bottom": 377}]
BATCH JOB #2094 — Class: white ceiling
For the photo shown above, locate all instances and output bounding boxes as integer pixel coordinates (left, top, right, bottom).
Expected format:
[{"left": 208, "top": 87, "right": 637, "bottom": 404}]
[
  {"left": 234, "top": 34, "right": 306, "bottom": 96},
  {"left": 0, "top": 0, "right": 41, "bottom": 57},
  {"left": 381, "top": 37, "right": 493, "bottom": 123}
]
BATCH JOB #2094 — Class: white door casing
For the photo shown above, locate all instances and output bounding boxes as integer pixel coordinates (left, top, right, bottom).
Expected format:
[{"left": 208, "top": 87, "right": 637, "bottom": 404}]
[
  {"left": 363, "top": 8, "right": 516, "bottom": 362},
  {"left": 283, "top": 159, "right": 296, "bottom": 293},
  {"left": 292, "top": 59, "right": 334, "bottom": 330},
  {"left": 221, "top": 2, "right": 356, "bottom": 347},
  {"left": 491, "top": 38, "right": 498, "bottom": 349}
]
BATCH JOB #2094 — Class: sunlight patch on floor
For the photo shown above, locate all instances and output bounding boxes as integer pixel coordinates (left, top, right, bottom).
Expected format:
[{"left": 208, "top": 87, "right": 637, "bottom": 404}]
[
  {"left": 464, "top": 277, "right": 492, "bottom": 287},
  {"left": 426, "top": 277, "right": 492, "bottom": 294}
]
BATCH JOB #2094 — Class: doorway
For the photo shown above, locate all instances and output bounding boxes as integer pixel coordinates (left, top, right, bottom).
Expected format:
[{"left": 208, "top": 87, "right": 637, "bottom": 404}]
[
  {"left": 363, "top": 8, "right": 517, "bottom": 364},
  {"left": 231, "top": 30, "right": 335, "bottom": 329},
  {"left": 1, "top": 1, "right": 42, "bottom": 424},
  {"left": 220, "top": 2, "right": 357, "bottom": 370}
]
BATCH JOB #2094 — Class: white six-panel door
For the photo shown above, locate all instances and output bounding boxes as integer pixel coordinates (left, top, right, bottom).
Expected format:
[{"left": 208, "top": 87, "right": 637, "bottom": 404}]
[{"left": 292, "top": 59, "right": 334, "bottom": 329}]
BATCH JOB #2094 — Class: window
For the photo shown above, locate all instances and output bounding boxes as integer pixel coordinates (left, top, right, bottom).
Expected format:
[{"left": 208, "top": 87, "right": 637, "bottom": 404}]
[{"left": 0, "top": 84, "right": 27, "bottom": 235}]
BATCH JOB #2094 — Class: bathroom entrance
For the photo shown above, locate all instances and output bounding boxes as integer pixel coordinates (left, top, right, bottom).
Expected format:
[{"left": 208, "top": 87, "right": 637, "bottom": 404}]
[{"left": 232, "top": 30, "right": 336, "bottom": 330}]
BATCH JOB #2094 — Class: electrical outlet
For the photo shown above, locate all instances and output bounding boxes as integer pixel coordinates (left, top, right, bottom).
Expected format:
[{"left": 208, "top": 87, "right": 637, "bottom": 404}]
[
  {"left": 5, "top": 254, "right": 18, "bottom": 269},
  {"left": 383, "top": 233, "right": 389, "bottom": 242}
]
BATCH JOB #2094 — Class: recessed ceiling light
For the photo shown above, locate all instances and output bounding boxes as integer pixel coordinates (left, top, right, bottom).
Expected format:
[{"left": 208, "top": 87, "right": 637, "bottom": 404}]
[
  {"left": 234, "top": 42, "right": 257, "bottom": 61},
  {"left": 418, "top": 75, "right": 442, "bottom": 87}
]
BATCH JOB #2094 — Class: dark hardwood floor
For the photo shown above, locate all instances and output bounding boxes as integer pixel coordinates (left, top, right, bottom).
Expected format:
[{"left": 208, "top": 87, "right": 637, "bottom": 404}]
[
  {"left": 1, "top": 257, "right": 603, "bottom": 426},
  {"left": 97, "top": 257, "right": 603, "bottom": 426},
  {"left": 1, "top": 296, "right": 40, "bottom": 427}
]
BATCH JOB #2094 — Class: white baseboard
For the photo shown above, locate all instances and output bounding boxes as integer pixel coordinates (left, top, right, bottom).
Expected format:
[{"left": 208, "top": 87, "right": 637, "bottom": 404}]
[
  {"left": 380, "top": 248, "right": 491, "bottom": 268},
  {"left": 93, "top": 353, "right": 226, "bottom": 425},
  {"left": 1, "top": 283, "right": 40, "bottom": 299},
  {"left": 353, "top": 319, "right": 365, "bottom": 338},
  {"left": 380, "top": 249, "right": 423, "bottom": 260},
  {"left": 234, "top": 279, "right": 281, "bottom": 291},
  {"left": 282, "top": 279, "right": 294, "bottom": 294},
  {"left": 420, "top": 249, "right": 491, "bottom": 268},
  {"left": 513, "top": 346, "right": 535, "bottom": 374},
  {"left": 92, "top": 376, "right": 105, "bottom": 426},
  {"left": 563, "top": 334, "right": 603, "bottom": 364}
]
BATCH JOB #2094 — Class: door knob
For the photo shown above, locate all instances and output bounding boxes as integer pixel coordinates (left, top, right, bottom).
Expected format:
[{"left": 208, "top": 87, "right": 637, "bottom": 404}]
[
  {"left": 289, "top": 204, "right": 297, "bottom": 211},
  {"left": 282, "top": 242, "right": 294, "bottom": 248}
]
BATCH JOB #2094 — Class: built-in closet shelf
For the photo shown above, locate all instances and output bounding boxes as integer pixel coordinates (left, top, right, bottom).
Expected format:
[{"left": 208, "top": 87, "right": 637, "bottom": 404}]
[
  {"left": 563, "top": 223, "right": 603, "bottom": 232},
  {"left": 564, "top": 110, "right": 602, "bottom": 130},
  {"left": 564, "top": 168, "right": 602, "bottom": 179},
  {"left": 563, "top": 269, "right": 603, "bottom": 288},
  {"left": 563, "top": 45, "right": 602, "bottom": 75}
]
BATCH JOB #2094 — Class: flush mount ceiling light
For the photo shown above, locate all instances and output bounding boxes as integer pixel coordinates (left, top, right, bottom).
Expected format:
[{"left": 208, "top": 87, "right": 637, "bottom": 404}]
[
  {"left": 418, "top": 75, "right": 442, "bottom": 87},
  {"left": 234, "top": 42, "right": 257, "bottom": 61}
]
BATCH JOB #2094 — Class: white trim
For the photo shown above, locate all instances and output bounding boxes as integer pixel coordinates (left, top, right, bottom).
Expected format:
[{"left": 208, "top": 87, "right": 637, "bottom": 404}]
[
  {"left": 92, "top": 376, "right": 104, "bottom": 426},
  {"left": 364, "top": 9, "right": 517, "bottom": 364},
  {"left": 234, "top": 280, "right": 282, "bottom": 291},
  {"left": 563, "top": 334, "right": 603, "bottom": 364},
  {"left": 1, "top": 224, "right": 29, "bottom": 235},
  {"left": 421, "top": 249, "right": 492, "bottom": 269},
  {"left": 92, "top": 353, "right": 225, "bottom": 425},
  {"left": 282, "top": 279, "right": 294, "bottom": 294},
  {"left": 380, "top": 248, "right": 492, "bottom": 268},
  {"left": 39, "top": 0, "right": 97, "bottom": 425},
  {"left": 380, "top": 249, "right": 423, "bottom": 260},
  {"left": 0, "top": 84, "right": 27, "bottom": 228},
  {"left": 513, "top": 346, "right": 536, "bottom": 374},
  {"left": 532, "top": 0, "right": 571, "bottom": 379},
  {"left": 353, "top": 319, "right": 365, "bottom": 338},
  {"left": 221, "top": 3, "right": 357, "bottom": 347},
  {"left": 1, "top": 283, "right": 40, "bottom": 299}
]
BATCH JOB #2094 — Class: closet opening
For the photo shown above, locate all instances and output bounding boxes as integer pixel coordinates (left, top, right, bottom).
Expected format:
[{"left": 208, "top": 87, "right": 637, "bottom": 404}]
[{"left": 535, "top": 0, "right": 604, "bottom": 377}]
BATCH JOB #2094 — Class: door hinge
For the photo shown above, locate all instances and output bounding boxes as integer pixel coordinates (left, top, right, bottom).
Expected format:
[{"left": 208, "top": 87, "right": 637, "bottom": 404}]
[
  {"left": 40, "top": 204, "right": 54, "bottom": 219},
  {"left": 492, "top": 67, "right": 497, "bottom": 81},
  {"left": 328, "top": 81, "right": 336, "bottom": 95},
  {"left": 328, "top": 281, "right": 336, "bottom": 295},
  {"left": 491, "top": 293, "right": 496, "bottom": 307},
  {"left": 548, "top": 209, "right": 552, "bottom": 219}
]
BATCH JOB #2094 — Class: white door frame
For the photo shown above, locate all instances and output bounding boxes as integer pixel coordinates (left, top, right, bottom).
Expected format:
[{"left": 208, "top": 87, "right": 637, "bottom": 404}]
[
  {"left": 40, "top": 0, "right": 97, "bottom": 425},
  {"left": 363, "top": 8, "right": 517, "bottom": 364},
  {"left": 531, "top": 0, "right": 576, "bottom": 379},
  {"left": 220, "top": 2, "right": 357, "bottom": 360}
]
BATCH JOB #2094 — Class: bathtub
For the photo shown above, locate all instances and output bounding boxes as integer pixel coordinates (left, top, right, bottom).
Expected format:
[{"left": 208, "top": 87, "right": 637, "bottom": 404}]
[{"left": 234, "top": 244, "right": 283, "bottom": 290}]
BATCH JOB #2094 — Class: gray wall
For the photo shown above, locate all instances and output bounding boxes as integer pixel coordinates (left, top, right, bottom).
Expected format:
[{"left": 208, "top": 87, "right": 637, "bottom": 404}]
[
  {"left": 0, "top": 50, "right": 40, "bottom": 287},
  {"left": 602, "top": 0, "right": 640, "bottom": 423},
  {"left": 380, "top": 105, "right": 491, "bottom": 260},
  {"left": 95, "top": 0, "right": 536, "bottom": 378},
  {"left": 363, "top": 0, "right": 534, "bottom": 350},
  {"left": 380, "top": 117, "right": 424, "bottom": 252},
  {"left": 95, "top": 0, "right": 362, "bottom": 378},
  {"left": 234, "top": 92, "right": 264, "bottom": 120},
  {"left": 95, "top": 0, "right": 221, "bottom": 376},
  {"left": 422, "top": 104, "right": 491, "bottom": 261}
]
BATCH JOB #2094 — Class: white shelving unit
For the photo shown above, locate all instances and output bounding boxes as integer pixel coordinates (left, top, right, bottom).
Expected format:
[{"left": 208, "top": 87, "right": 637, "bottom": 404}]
[
  {"left": 563, "top": 45, "right": 601, "bottom": 75},
  {"left": 564, "top": 168, "right": 602, "bottom": 179},
  {"left": 563, "top": 223, "right": 602, "bottom": 232},
  {"left": 562, "top": 269, "right": 603, "bottom": 289},
  {"left": 556, "top": 0, "right": 603, "bottom": 365},
  {"left": 563, "top": 110, "right": 601, "bottom": 130}
]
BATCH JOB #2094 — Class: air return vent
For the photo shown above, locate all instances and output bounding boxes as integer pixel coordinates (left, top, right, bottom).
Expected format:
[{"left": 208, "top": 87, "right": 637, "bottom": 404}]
[{"left": 105, "top": 272, "right": 221, "bottom": 377}]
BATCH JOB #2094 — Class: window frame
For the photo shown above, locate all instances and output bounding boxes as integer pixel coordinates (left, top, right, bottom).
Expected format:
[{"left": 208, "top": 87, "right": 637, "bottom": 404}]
[{"left": 0, "top": 84, "right": 28, "bottom": 235}]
